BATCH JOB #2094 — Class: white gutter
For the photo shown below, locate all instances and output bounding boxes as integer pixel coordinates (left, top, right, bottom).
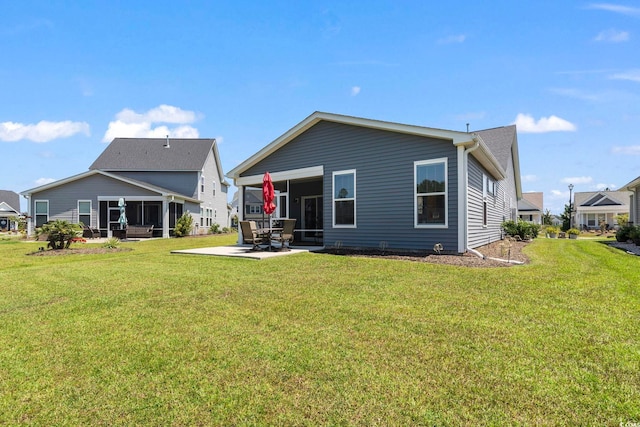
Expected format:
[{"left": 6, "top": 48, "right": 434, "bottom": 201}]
[{"left": 460, "top": 136, "right": 480, "bottom": 254}]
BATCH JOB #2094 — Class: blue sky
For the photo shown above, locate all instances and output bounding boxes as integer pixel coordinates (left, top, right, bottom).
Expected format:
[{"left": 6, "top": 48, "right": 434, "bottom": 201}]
[{"left": 2, "top": 1, "right": 639, "bottom": 213}]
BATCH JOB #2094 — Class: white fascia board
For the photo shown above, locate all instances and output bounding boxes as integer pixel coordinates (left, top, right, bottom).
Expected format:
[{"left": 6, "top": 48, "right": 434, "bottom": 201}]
[
  {"left": 227, "top": 111, "right": 478, "bottom": 179},
  {"left": 457, "top": 134, "right": 507, "bottom": 181},
  {"left": 20, "top": 170, "right": 101, "bottom": 195},
  {"left": 235, "top": 166, "right": 324, "bottom": 187}
]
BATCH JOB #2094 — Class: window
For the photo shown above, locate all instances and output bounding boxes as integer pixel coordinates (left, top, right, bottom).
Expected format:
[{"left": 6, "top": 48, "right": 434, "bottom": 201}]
[
  {"left": 415, "top": 159, "right": 447, "bottom": 227},
  {"left": 35, "top": 200, "right": 49, "bottom": 227},
  {"left": 200, "top": 176, "right": 205, "bottom": 193},
  {"left": 78, "top": 200, "right": 91, "bottom": 226},
  {"left": 212, "top": 181, "right": 216, "bottom": 197},
  {"left": 333, "top": 170, "right": 356, "bottom": 227},
  {"left": 247, "top": 205, "right": 263, "bottom": 215}
]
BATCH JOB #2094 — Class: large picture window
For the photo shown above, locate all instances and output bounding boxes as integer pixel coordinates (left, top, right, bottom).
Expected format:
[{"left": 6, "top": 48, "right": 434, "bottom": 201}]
[
  {"left": 333, "top": 170, "right": 356, "bottom": 227},
  {"left": 78, "top": 200, "right": 92, "bottom": 226},
  {"left": 415, "top": 159, "right": 447, "bottom": 227},
  {"left": 35, "top": 200, "right": 49, "bottom": 227}
]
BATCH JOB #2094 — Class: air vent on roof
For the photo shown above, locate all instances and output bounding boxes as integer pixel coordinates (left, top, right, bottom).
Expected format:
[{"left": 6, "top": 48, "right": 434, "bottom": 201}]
[{"left": 164, "top": 135, "right": 170, "bottom": 149}]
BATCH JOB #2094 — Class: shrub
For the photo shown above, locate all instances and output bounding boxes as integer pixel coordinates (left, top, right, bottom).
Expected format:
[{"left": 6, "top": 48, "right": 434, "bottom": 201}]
[
  {"left": 174, "top": 212, "right": 193, "bottom": 237},
  {"left": 102, "top": 238, "right": 121, "bottom": 249},
  {"left": 36, "top": 220, "right": 83, "bottom": 249},
  {"left": 210, "top": 223, "right": 221, "bottom": 234},
  {"left": 629, "top": 226, "right": 640, "bottom": 244},
  {"left": 616, "top": 225, "right": 634, "bottom": 242},
  {"left": 501, "top": 220, "right": 540, "bottom": 240},
  {"left": 567, "top": 228, "right": 580, "bottom": 235}
]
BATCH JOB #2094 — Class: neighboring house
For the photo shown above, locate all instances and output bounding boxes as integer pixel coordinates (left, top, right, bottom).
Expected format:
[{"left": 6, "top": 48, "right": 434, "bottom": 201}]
[
  {"left": 0, "top": 190, "right": 20, "bottom": 231},
  {"left": 227, "top": 112, "right": 522, "bottom": 254},
  {"left": 622, "top": 176, "right": 640, "bottom": 225},
  {"left": 21, "top": 138, "right": 230, "bottom": 237},
  {"left": 518, "top": 192, "right": 543, "bottom": 224},
  {"left": 231, "top": 188, "right": 287, "bottom": 229},
  {"left": 573, "top": 190, "right": 631, "bottom": 230}
]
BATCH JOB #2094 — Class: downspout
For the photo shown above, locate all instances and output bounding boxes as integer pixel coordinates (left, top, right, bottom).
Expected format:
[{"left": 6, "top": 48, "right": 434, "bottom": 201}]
[
  {"left": 460, "top": 137, "right": 480, "bottom": 254},
  {"left": 237, "top": 184, "right": 244, "bottom": 245}
]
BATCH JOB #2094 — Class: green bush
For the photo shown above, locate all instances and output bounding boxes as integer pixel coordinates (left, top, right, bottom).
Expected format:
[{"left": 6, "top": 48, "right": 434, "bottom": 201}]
[
  {"left": 174, "top": 212, "right": 194, "bottom": 237},
  {"left": 36, "top": 220, "right": 83, "bottom": 249},
  {"left": 210, "top": 223, "right": 221, "bottom": 234},
  {"left": 102, "top": 237, "right": 121, "bottom": 249},
  {"left": 502, "top": 220, "right": 540, "bottom": 240},
  {"left": 616, "top": 225, "right": 633, "bottom": 242},
  {"left": 567, "top": 228, "right": 580, "bottom": 235}
]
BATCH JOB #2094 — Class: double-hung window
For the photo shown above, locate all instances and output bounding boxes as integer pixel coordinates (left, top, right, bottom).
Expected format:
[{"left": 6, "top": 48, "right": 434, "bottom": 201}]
[
  {"left": 78, "top": 200, "right": 92, "bottom": 226},
  {"left": 35, "top": 200, "right": 49, "bottom": 227},
  {"left": 415, "top": 159, "right": 447, "bottom": 227},
  {"left": 333, "top": 170, "right": 356, "bottom": 227}
]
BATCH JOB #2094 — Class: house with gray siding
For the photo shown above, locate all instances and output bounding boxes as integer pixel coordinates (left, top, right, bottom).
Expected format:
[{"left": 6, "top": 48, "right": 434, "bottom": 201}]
[
  {"left": 21, "top": 138, "right": 229, "bottom": 238},
  {"left": 0, "top": 190, "right": 21, "bottom": 231},
  {"left": 518, "top": 192, "right": 544, "bottom": 224},
  {"left": 621, "top": 176, "right": 640, "bottom": 225},
  {"left": 227, "top": 112, "right": 522, "bottom": 254}
]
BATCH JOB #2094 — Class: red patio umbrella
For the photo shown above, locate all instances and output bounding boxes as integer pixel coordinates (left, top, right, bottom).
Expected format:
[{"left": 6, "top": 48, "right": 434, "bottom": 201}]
[{"left": 262, "top": 172, "right": 276, "bottom": 216}]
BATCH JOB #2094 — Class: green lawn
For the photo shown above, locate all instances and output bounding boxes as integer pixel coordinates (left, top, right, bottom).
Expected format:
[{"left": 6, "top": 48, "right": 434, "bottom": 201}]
[{"left": 0, "top": 236, "right": 638, "bottom": 425}]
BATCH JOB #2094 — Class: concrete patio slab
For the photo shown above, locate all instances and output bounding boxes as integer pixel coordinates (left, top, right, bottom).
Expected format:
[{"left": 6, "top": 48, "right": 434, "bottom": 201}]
[{"left": 171, "top": 245, "right": 319, "bottom": 260}]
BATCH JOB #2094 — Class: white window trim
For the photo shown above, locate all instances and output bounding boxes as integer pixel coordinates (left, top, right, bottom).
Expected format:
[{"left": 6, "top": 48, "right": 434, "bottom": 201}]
[
  {"left": 78, "top": 200, "right": 92, "bottom": 225},
  {"left": 414, "top": 158, "right": 448, "bottom": 228},
  {"left": 332, "top": 169, "right": 357, "bottom": 228},
  {"left": 212, "top": 180, "right": 216, "bottom": 197},
  {"left": 200, "top": 175, "right": 206, "bottom": 194},
  {"left": 35, "top": 200, "right": 49, "bottom": 225}
]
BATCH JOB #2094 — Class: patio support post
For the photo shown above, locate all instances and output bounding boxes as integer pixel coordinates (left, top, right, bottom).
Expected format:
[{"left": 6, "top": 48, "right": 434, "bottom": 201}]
[
  {"left": 163, "top": 199, "right": 170, "bottom": 238},
  {"left": 237, "top": 185, "right": 244, "bottom": 244}
]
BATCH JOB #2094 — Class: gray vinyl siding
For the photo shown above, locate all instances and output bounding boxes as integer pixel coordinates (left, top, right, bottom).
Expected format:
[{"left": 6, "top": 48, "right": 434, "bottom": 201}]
[
  {"left": 111, "top": 171, "right": 198, "bottom": 198},
  {"left": 29, "top": 174, "right": 160, "bottom": 227},
  {"left": 241, "top": 121, "right": 459, "bottom": 252},
  {"left": 467, "top": 156, "right": 516, "bottom": 249}
]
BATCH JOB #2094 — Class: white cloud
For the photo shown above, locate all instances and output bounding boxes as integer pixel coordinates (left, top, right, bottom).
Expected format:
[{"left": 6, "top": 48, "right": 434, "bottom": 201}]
[
  {"left": 586, "top": 3, "right": 640, "bottom": 16},
  {"left": 215, "top": 136, "right": 224, "bottom": 144},
  {"left": 594, "top": 29, "right": 629, "bottom": 42},
  {"left": 595, "top": 183, "right": 617, "bottom": 190},
  {"left": 521, "top": 174, "right": 538, "bottom": 183},
  {"left": 514, "top": 113, "right": 577, "bottom": 133},
  {"left": 561, "top": 176, "right": 593, "bottom": 185},
  {"left": 35, "top": 177, "right": 56, "bottom": 186},
  {"left": 612, "top": 145, "right": 640, "bottom": 155},
  {"left": 437, "top": 34, "right": 466, "bottom": 44},
  {"left": 0, "top": 120, "right": 90, "bottom": 143},
  {"left": 610, "top": 69, "right": 640, "bottom": 82},
  {"left": 350, "top": 86, "right": 361, "bottom": 96},
  {"left": 550, "top": 190, "right": 566, "bottom": 197},
  {"left": 103, "top": 105, "right": 200, "bottom": 142}
]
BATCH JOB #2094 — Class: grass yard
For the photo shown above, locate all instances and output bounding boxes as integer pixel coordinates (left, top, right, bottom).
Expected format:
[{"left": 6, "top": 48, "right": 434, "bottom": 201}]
[{"left": 0, "top": 235, "right": 639, "bottom": 425}]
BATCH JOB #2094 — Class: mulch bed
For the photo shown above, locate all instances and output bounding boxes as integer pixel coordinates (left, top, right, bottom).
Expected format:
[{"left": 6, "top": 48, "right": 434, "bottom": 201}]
[
  {"left": 27, "top": 247, "right": 132, "bottom": 256},
  {"left": 320, "top": 240, "right": 530, "bottom": 268}
]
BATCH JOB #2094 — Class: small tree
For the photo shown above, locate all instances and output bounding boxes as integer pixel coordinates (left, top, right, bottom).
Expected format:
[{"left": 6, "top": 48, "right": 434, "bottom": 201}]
[
  {"left": 559, "top": 204, "right": 572, "bottom": 232},
  {"left": 36, "top": 220, "right": 82, "bottom": 249},
  {"left": 174, "top": 212, "right": 193, "bottom": 237},
  {"left": 542, "top": 209, "right": 553, "bottom": 226},
  {"left": 615, "top": 213, "right": 629, "bottom": 228}
]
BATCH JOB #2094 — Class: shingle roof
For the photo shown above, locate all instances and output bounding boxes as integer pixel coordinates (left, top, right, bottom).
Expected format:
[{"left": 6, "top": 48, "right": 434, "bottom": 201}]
[
  {"left": 0, "top": 190, "right": 20, "bottom": 212},
  {"left": 89, "top": 138, "right": 216, "bottom": 171},
  {"left": 474, "top": 125, "right": 517, "bottom": 171}
]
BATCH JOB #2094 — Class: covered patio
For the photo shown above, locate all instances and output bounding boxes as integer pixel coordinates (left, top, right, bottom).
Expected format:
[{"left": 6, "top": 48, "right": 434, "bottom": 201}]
[{"left": 234, "top": 166, "right": 325, "bottom": 246}]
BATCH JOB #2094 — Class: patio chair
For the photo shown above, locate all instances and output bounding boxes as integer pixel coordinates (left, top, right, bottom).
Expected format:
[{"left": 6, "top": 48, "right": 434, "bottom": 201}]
[
  {"left": 271, "top": 218, "right": 296, "bottom": 250},
  {"left": 82, "top": 224, "right": 101, "bottom": 238},
  {"left": 240, "top": 221, "right": 265, "bottom": 251}
]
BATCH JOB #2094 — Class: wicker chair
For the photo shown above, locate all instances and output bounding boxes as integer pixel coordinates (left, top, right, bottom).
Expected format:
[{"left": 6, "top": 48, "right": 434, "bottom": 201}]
[
  {"left": 271, "top": 219, "right": 296, "bottom": 250},
  {"left": 240, "top": 221, "right": 265, "bottom": 251}
]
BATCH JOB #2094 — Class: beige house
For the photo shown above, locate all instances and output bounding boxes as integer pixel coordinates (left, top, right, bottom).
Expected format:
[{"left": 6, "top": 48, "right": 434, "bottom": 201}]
[
  {"left": 573, "top": 190, "right": 631, "bottom": 230},
  {"left": 518, "top": 192, "right": 543, "bottom": 224}
]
